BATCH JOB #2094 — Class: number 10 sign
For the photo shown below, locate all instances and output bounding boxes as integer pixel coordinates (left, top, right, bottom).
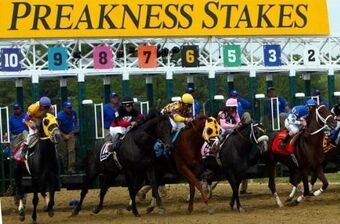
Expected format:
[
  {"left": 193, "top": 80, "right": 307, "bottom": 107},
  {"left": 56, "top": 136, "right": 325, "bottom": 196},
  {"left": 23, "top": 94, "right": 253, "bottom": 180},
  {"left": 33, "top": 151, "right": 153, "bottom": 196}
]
[{"left": 1, "top": 48, "right": 21, "bottom": 71}]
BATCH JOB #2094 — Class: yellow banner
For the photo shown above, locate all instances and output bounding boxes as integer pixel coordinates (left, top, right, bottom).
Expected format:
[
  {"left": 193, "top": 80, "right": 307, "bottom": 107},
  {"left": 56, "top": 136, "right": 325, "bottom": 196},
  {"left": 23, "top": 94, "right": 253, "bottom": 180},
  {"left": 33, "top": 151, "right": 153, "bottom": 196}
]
[{"left": 0, "top": 0, "right": 329, "bottom": 39}]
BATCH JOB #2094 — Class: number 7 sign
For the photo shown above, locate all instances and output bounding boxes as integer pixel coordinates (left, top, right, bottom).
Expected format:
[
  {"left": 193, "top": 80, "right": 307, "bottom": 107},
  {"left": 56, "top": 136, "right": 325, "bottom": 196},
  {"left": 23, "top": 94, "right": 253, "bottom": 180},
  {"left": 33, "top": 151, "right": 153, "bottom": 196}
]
[{"left": 138, "top": 45, "right": 157, "bottom": 68}]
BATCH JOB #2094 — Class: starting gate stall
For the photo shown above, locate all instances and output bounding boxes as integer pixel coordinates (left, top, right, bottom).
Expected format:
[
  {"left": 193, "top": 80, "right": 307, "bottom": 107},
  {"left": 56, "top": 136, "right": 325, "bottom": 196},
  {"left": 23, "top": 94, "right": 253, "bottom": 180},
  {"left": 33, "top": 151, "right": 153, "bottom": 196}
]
[{"left": 0, "top": 107, "right": 12, "bottom": 195}]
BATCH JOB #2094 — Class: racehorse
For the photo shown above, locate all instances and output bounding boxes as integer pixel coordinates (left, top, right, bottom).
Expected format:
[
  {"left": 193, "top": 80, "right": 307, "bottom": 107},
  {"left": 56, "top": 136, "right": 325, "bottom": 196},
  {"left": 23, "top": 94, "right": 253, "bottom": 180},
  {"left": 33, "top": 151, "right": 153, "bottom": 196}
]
[
  {"left": 266, "top": 105, "right": 337, "bottom": 207},
  {"left": 209, "top": 121, "right": 269, "bottom": 212},
  {"left": 171, "top": 115, "right": 209, "bottom": 213},
  {"left": 16, "top": 113, "right": 61, "bottom": 223},
  {"left": 71, "top": 114, "right": 173, "bottom": 217}
]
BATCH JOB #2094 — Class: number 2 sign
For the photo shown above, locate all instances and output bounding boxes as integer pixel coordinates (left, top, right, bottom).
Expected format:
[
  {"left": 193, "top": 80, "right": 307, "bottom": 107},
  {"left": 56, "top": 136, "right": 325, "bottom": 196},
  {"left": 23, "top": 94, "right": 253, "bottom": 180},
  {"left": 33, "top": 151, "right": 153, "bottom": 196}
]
[
  {"left": 93, "top": 46, "right": 113, "bottom": 69},
  {"left": 303, "top": 46, "right": 320, "bottom": 65},
  {"left": 1, "top": 48, "right": 21, "bottom": 71},
  {"left": 138, "top": 45, "right": 157, "bottom": 68}
]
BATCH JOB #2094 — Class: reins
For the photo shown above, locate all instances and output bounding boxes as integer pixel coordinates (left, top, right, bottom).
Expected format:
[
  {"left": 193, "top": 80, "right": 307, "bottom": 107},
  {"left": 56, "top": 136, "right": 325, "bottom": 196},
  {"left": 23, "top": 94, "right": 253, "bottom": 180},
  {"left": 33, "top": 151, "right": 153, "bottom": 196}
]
[{"left": 309, "top": 105, "right": 332, "bottom": 135}]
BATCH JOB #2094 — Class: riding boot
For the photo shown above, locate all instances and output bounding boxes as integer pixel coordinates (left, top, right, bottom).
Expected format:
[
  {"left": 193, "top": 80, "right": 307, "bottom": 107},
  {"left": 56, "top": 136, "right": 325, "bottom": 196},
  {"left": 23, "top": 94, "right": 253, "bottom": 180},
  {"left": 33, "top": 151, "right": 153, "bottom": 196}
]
[
  {"left": 280, "top": 135, "right": 290, "bottom": 148},
  {"left": 21, "top": 144, "right": 29, "bottom": 159}
]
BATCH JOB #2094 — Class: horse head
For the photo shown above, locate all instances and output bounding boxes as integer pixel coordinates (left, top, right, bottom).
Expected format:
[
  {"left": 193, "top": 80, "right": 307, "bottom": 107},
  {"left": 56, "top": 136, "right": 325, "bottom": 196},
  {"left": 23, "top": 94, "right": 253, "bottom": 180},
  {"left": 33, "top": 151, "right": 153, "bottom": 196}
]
[
  {"left": 155, "top": 114, "right": 173, "bottom": 151},
  {"left": 235, "top": 121, "right": 269, "bottom": 153},
  {"left": 42, "top": 113, "right": 61, "bottom": 144},
  {"left": 249, "top": 122, "right": 269, "bottom": 153},
  {"left": 307, "top": 105, "right": 337, "bottom": 134},
  {"left": 202, "top": 117, "right": 221, "bottom": 145}
]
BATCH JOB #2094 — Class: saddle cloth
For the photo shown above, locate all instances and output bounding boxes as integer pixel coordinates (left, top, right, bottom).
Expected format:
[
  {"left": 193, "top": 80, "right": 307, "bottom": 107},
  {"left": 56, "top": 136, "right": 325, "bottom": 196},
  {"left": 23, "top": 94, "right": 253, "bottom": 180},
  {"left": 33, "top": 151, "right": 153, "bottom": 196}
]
[
  {"left": 12, "top": 134, "right": 39, "bottom": 163},
  {"left": 271, "top": 129, "right": 296, "bottom": 155},
  {"left": 100, "top": 142, "right": 113, "bottom": 162}
]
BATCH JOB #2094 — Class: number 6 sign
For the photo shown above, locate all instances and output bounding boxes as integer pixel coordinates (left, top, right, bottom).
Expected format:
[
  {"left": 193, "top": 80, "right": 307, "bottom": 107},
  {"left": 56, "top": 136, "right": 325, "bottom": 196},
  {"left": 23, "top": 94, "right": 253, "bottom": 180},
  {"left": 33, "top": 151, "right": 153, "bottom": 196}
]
[
  {"left": 1, "top": 48, "right": 21, "bottom": 71},
  {"left": 93, "top": 46, "right": 113, "bottom": 69},
  {"left": 138, "top": 45, "right": 157, "bottom": 68},
  {"left": 181, "top": 45, "right": 199, "bottom": 67}
]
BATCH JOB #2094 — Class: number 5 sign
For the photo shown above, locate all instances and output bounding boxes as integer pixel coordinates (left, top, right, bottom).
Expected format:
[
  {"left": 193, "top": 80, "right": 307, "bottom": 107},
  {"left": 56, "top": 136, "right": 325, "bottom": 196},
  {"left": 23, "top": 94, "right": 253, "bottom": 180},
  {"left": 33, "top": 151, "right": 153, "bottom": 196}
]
[
  {"left": 93, "top": 46, "right": 113, "bottom": 69},
  {"left": 138, "top": 45, "right": 157, "bottom": 68},
  {"left": 223, "top": 45, "right": 241, "bottom": 67},
  {"left": 1, "top": 48, "right": 21, "bottom": 71}
]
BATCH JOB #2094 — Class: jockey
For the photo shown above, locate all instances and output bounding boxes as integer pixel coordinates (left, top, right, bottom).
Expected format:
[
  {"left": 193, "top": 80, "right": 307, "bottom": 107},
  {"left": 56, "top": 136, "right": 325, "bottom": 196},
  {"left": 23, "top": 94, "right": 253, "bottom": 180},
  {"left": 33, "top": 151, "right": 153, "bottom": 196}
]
[
  {"left": 217, "top": 98, "right": 241, "bottom": 140},
  {"left": 109, "top": 96, "right": 144, "bottom": 150},
  {"left": 21, "top": 96, "right": 53, "bottom": 158},
  {"left": 330, "top": 103, "right": 340, "bottom": 145},
  {"left": 281, "top": 99, "right": 317, "bottom": 147},
  {"left": 161, "top": 93, "right": 194, "bottom": 132}
]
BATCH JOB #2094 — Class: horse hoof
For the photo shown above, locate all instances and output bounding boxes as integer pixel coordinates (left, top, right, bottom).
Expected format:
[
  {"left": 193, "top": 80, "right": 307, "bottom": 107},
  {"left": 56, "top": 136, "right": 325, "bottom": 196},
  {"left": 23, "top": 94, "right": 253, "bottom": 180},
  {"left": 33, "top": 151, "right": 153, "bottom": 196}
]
[
  {"left": 43, "top": 205, "right": 48, "bottom": 212},
  {"left": 126, "top": 205, "right": 132, "bottom": 211},
  {"left": 208, "top": 207, "right": 214, "bottom": 214},
  {"left": 146, "top": 206, "right": 155, "bottom": 214},
  {"left": 71, "top": 207, "right": 80, "bottom": 216},
  {"left": 48, "top": 210, "right": 54, "bottom": 217},
  {"left": 18, "top": 209, "right": 25, "bottom": 222},
  {"left": 238, "top": 207, "right": 246, "bottom": 213},
  {"left": 158, "top": 207, "right": 166, "bottom": 215},
  {"left": 285, "top": 197, "right": 293, "bottom": 203},
  {"left": 31, "top": 221, "right": 37, "bottom": 224},
  {"left": 93, "top": 206, "right": 103, "bottom": 214},
  {"left": 133, "top": 212, "right": 141, "bottom": 217}
]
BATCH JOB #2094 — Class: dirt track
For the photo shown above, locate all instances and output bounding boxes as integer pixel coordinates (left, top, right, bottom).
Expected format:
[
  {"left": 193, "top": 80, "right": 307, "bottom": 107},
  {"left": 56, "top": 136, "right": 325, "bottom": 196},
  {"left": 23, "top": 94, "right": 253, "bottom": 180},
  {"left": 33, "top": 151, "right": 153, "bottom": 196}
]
[{"left": 1, "top": 182, "right": 340, "bottom": 224}]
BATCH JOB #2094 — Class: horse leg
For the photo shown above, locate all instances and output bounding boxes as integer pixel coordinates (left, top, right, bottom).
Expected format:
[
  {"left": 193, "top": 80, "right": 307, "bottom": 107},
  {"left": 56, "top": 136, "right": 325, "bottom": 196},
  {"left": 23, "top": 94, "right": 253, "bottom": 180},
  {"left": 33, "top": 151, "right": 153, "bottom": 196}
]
[
  {"left": 46, "top": 188, "right": 55, "bottom": 217},
  {"left": 93, "top": 174, "right": 112, "bottom": 214},
  {"left": 15, "top": 164, "right": 26, "bottom": 222},
  {"left": 313, "top": 167, "right": 328, "bottom": 196},
  {"left": 178, "top": 164, "right": 208, "bottom": 205},
  {"left": 309, "top": 171, "right": 318, "bottom": 193},
  {"left": 188, "top": 182, "right": 195, "bottom": 214},
  {"left": 125, "top": 172, "right": 143, "bottom": 217},
  {"left": 32, "top": 190, "right": 39, "bottom": 224},
  {"left": 72, "top": 168, "right": 99, "bottom": 216},
  {"left": 41, "top": 192, "right": 50, "bottom": 212},
  {"left": 267, "top": 160, "right": 283, "bottom": 207},
  {"left": 145, "top": 168, "right": 165, "bottom": 215}
]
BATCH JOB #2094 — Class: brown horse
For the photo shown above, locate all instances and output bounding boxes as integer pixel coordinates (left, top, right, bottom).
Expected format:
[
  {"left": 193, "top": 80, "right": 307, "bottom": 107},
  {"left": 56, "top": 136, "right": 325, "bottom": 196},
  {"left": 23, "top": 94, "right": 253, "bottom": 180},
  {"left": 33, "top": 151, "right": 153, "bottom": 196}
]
[
  {"left": 171, "top": 115, "right": 211, "bottom": 213},
  {"left": 266, "top": 105, "right": 337, "bottom": 206}
]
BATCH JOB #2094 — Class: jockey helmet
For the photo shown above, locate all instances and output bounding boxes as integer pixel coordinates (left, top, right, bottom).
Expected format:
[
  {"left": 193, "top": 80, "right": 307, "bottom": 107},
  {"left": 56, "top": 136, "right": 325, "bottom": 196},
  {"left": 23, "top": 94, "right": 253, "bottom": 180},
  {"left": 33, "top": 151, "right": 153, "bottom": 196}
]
[
  {"left": 121, "top": 96, "right": 134, "bottom": 105},
  {"left": 187, "top": 87, "right": 194, "bottom": 93},
  {"left": 182, "top": 93, "right": 194, "bottom": 104},
  {"left": 312, "top": 89, "right": 321, "bottom": 96},
  {"left": 226, "top": 98, "right": 238, "bottom": 107},
  {"left": 229, "top": 90, "right": 238, "bottom": 97},
  {"left": 39, "top": 96, "right": 51, "bottom": 107},
  {"left": 306, "top": 99, "right": 317, "bottom": 106}
]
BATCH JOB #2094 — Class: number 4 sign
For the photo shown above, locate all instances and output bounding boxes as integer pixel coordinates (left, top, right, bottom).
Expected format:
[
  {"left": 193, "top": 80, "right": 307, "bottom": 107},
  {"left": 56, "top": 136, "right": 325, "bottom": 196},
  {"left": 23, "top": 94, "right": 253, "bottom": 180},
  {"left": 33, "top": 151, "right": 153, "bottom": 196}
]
[
  {"left": 1, "top": 48, "right": 21, "bottom": 71},
  {"left": 138, "top": 45, "right": 157, "bottom": 68}
]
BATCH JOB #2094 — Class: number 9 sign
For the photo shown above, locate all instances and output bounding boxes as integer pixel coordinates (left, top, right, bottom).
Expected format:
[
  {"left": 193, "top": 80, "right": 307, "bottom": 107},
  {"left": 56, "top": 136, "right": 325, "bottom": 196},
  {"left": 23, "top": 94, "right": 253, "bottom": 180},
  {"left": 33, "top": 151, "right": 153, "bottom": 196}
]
[
  {"left": 48, "top": 47, "right": 68, "bottom": 70},
  {"left": 93, "top": 46, "right": 113, "bottom": 69},
  {"left": 181, "top": 45, "right": 199, "bottom": 67},
  {"left": 1, "top": 48, "right": 21, "bottom": 72},
  {"left": 138, "top": 45, "right": 157, "bottom": 68}
]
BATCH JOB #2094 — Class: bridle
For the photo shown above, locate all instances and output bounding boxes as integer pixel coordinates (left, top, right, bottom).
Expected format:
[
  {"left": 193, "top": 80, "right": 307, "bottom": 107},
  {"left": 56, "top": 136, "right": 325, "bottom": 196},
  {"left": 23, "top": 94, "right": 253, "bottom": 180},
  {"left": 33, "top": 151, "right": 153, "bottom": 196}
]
[
  {"left": 235, "top": 122, "right": 268, "bottom": 145},
  {"left": 309, "top": 105, "right": 333, "bottom": 135}
]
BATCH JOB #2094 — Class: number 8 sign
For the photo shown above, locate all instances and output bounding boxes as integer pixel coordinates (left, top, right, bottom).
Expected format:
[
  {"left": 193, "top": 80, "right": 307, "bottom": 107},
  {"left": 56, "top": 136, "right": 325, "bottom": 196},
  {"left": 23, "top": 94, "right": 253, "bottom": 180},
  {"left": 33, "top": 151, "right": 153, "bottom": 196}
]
[
  {"left": 93, "top": 46, "right": 113, "bottom": 69},
  {"left": 1, "top": 48, "right": 21, "bottom": 72},
  {"left": 138, "top": 45, "right": 157, "bottom": 68}
]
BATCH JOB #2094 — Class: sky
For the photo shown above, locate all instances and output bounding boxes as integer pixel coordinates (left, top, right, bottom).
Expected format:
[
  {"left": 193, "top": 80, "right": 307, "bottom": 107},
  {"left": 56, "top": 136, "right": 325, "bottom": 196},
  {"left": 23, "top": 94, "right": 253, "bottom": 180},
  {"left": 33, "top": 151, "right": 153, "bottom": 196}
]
[{"left": 329, "top": 0, "right": 340, "bottom": 35}]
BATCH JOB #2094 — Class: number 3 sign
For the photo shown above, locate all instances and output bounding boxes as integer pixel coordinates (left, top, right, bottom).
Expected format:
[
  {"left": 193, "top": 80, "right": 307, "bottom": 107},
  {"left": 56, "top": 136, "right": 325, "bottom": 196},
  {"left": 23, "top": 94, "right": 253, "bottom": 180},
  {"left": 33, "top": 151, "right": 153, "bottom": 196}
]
[
  {"left": 263, "top": 45, "right": 281, "bottom": 66},
  {"left": 1, "top": 48, "right": 21, "bottom": 71},
  {"left": 93, "top": 46, "right": 113, "bottom": 69},
  {"left": 138, "top": 45, "right": 157, "bottom": 68}
]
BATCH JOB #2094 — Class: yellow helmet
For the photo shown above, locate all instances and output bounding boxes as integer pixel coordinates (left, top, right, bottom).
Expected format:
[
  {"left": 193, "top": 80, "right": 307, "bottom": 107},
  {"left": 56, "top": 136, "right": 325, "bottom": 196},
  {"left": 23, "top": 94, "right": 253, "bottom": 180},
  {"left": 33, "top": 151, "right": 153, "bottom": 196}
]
[{"left": 181, "top": 93, "right": 194, "bottom": 104}]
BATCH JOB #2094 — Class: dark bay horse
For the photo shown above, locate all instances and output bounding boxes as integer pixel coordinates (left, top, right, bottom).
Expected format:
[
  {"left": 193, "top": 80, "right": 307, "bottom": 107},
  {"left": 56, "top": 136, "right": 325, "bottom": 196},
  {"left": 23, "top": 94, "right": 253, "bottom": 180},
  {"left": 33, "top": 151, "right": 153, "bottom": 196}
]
[
  {"left": 266, "top": 105, "right": 337, "bottom": 206},
  {"left": 72, "top": 114, "right": 173, "bottom": 217},
  {"left": 17, "top": 113, "right": 61, "bottom": 223},
  {"left": 213, "top": 122, "right": 268, "bottom": 212}
]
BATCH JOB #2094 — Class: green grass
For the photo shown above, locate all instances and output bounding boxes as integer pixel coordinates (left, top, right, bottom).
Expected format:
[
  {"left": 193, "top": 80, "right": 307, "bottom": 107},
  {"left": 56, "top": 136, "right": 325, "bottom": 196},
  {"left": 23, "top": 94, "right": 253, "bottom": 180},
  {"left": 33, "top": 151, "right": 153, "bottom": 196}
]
[{"left": 252, "top": 172, "right": 340, "bottom": 184}]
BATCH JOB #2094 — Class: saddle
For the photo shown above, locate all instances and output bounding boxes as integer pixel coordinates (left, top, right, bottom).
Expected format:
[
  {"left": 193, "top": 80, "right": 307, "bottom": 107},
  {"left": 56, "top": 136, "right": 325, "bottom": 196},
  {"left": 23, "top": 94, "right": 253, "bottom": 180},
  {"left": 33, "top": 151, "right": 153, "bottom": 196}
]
[
  {"left": 271, "top": 130, "right": 300, "bottom": 155},
  {"left": 12, "top": 134, "right": 39, "bottom": 163}
]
